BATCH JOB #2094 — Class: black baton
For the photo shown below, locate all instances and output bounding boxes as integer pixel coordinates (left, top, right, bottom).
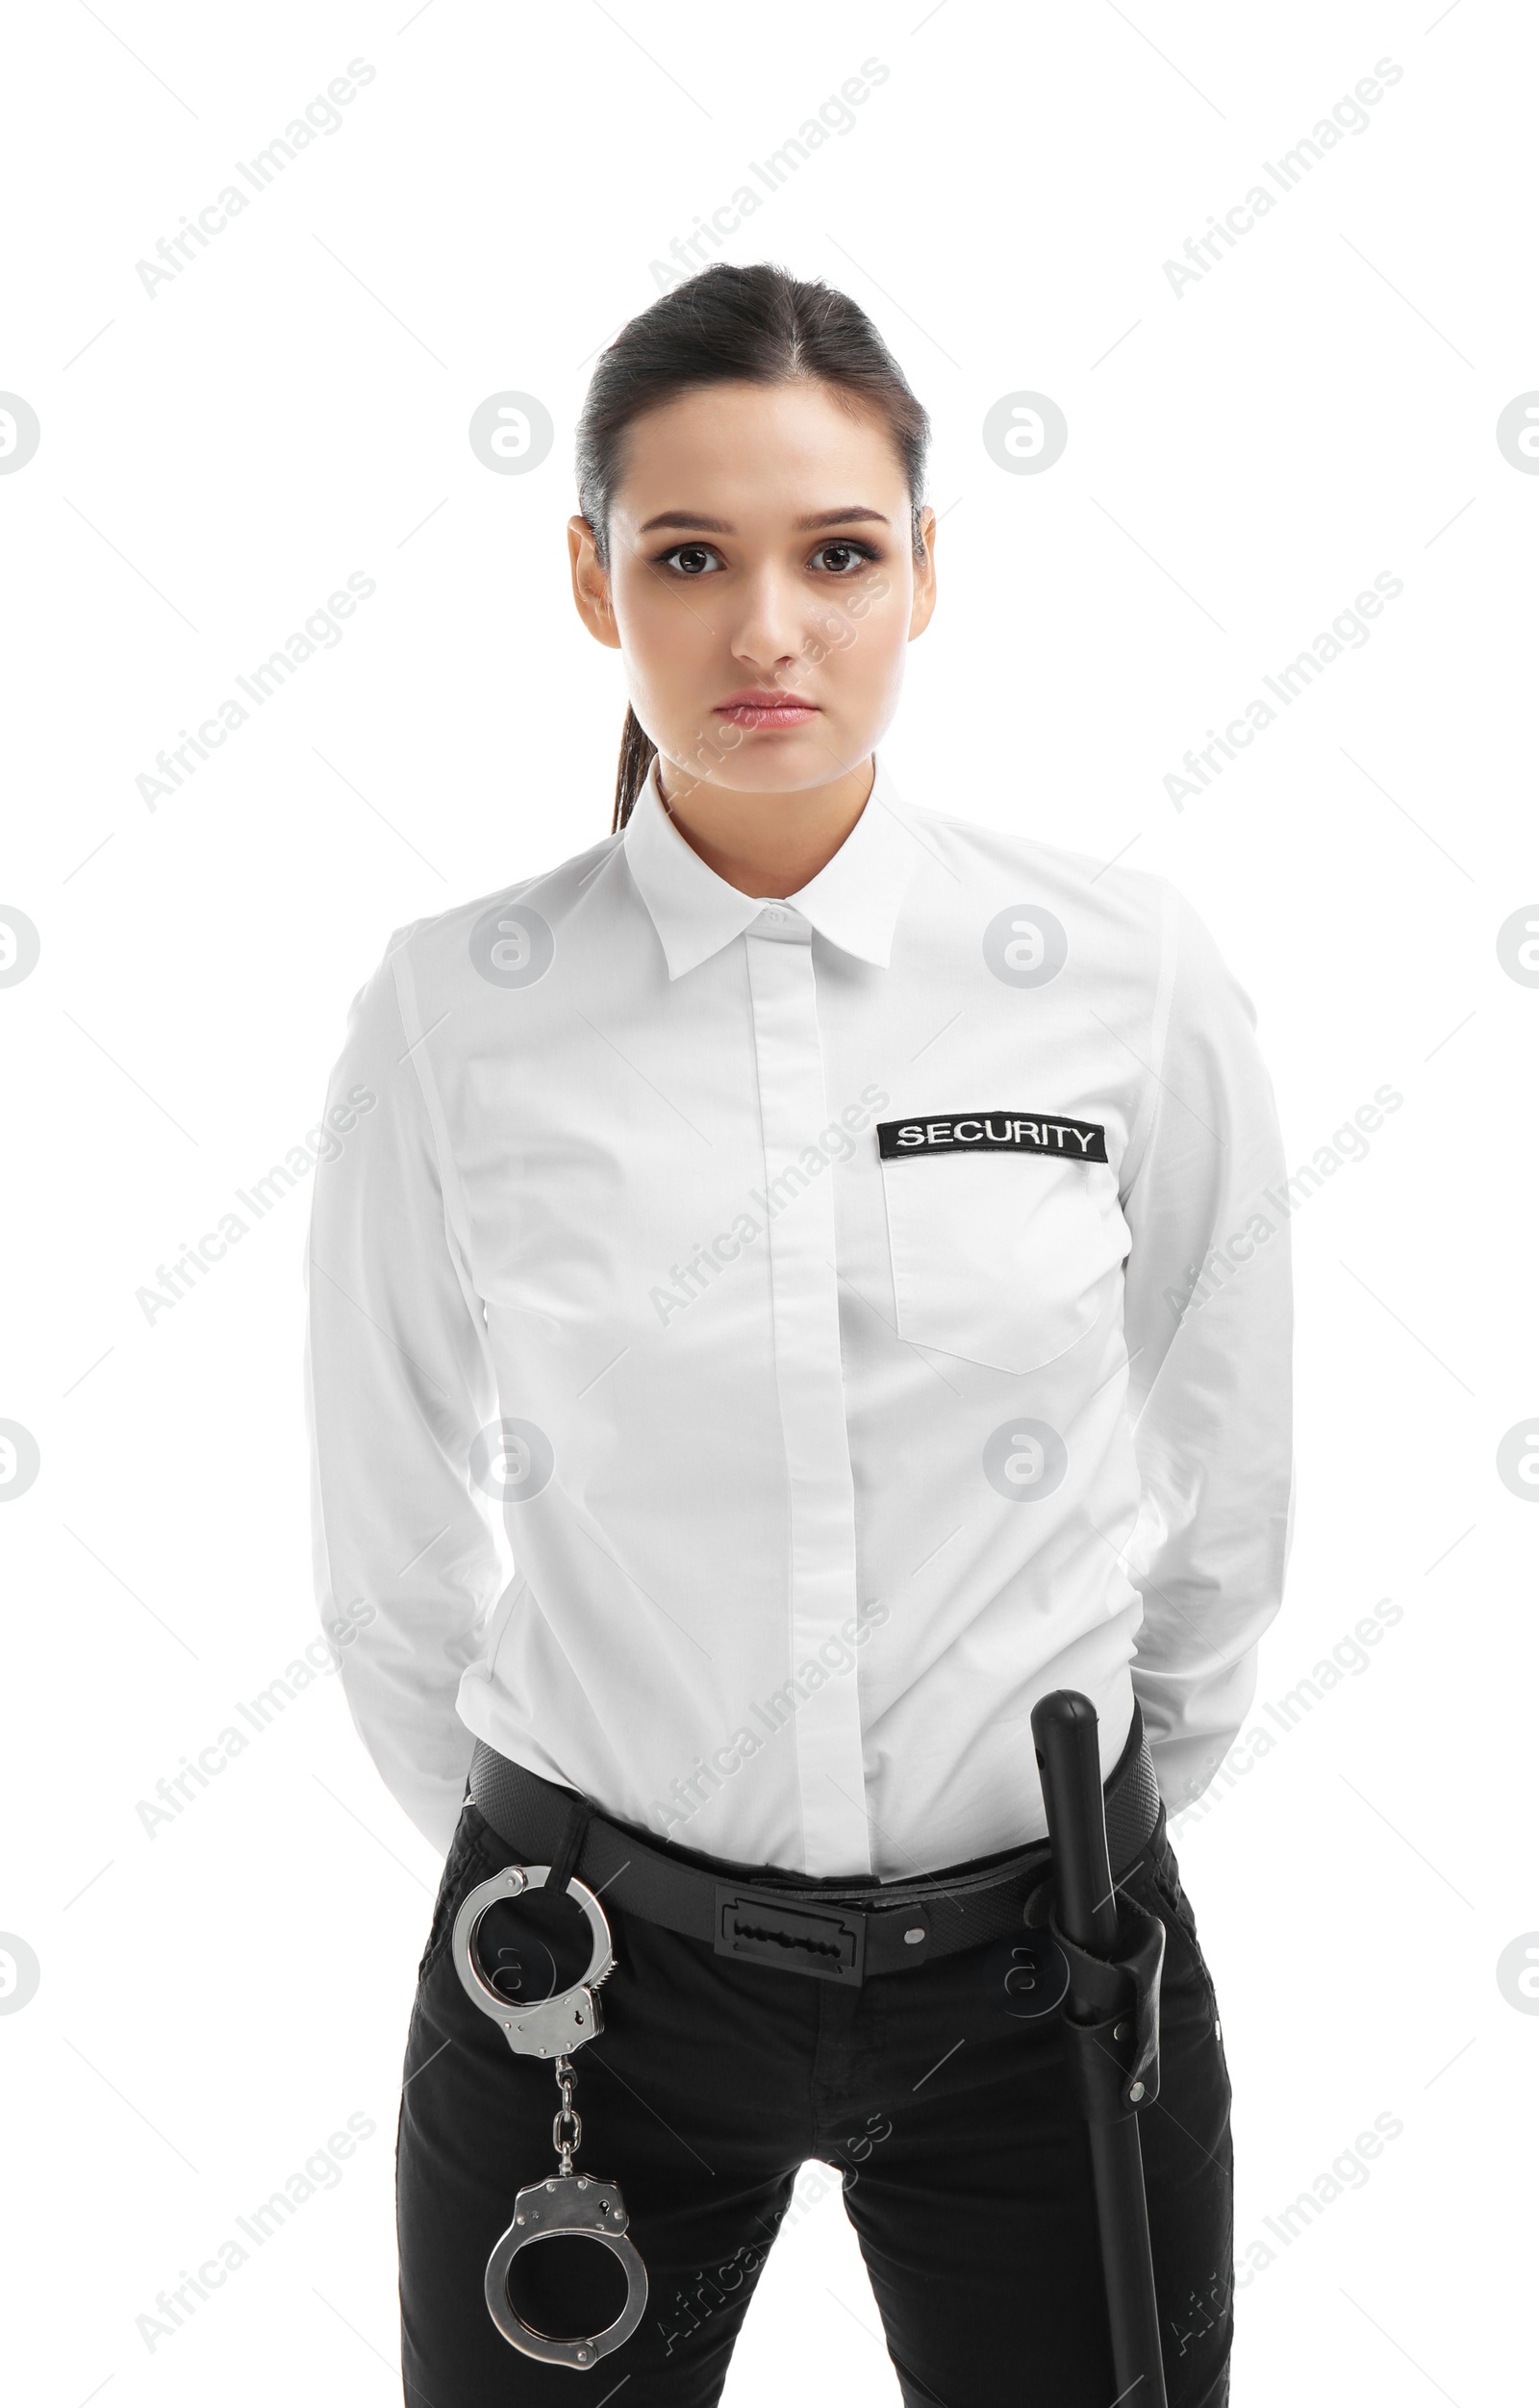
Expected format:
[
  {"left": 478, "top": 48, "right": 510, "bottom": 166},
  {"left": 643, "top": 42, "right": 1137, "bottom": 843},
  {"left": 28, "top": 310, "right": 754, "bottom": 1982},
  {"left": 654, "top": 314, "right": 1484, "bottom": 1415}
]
[{"left": 1032, "top": 1690, "right": 1169, "bottom": 2406}]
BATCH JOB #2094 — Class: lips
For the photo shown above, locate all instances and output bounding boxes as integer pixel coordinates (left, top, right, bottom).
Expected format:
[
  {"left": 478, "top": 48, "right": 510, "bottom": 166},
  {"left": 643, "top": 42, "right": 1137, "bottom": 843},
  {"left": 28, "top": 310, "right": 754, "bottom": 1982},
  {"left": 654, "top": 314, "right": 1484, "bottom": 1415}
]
[{"left": 713, "top": 689, "right": 820, "bottom": 729}]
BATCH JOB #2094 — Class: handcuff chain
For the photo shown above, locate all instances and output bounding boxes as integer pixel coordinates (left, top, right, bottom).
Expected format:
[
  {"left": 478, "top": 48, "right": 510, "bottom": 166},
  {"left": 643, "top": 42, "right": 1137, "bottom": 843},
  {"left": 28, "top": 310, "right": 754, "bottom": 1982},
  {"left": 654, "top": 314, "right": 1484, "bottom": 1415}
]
[{"left": 552, "top": 2052, "right": 582, "bottom": 2176}]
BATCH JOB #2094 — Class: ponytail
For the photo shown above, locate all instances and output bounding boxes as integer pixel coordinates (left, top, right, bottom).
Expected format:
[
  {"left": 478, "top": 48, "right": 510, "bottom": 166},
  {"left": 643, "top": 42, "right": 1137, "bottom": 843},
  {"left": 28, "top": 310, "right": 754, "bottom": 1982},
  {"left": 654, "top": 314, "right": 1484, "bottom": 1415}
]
[{"left": 612, "top": 704, "right": 659, "bottom": 836}]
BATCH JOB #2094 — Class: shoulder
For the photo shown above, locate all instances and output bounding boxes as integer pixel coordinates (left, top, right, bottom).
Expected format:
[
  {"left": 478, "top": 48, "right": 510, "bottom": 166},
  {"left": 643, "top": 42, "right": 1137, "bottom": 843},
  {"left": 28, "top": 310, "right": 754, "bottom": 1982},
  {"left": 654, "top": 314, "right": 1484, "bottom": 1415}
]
[
  {"left": 379, "top": 831, "right": 625, "bottom": 982},
  {"left": 896, "top": 799, "right": 1252, "bottom": 1041},
  {"left": 898, "top": 798, "right": 1188, "bottom": 972},
  {"left": 347, "top": 831, "right": 628, "bottom": 1028},
  {"left": 903, "top": 800, "right": 1167, "bottom": 916}
]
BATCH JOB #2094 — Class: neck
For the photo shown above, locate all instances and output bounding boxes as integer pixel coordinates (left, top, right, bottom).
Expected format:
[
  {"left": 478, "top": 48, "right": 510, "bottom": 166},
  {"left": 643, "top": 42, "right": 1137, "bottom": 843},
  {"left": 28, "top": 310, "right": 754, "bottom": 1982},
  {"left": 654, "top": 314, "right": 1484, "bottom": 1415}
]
[{"left": 653, "top": 753, "right": 875, "bottom": 899}]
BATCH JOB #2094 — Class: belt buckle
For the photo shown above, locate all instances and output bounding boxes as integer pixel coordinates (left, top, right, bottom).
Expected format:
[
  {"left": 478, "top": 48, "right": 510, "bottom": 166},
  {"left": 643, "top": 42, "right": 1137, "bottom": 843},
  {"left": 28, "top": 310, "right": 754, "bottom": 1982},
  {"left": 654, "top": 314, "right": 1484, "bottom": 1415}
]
[{"left": 713, "top": 1880, "right": 867, "bottom": 1983}]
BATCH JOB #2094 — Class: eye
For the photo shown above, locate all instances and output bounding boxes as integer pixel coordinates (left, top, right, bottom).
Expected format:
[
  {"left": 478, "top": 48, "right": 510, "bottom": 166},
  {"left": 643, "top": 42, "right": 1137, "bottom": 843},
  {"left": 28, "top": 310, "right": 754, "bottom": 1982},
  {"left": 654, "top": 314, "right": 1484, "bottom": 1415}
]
[
  {"left": 808, "top": 539, "right": 879, "bottom": 575},
  {"left": 658, "top": 542, "right": 722, "bottom": 576}
]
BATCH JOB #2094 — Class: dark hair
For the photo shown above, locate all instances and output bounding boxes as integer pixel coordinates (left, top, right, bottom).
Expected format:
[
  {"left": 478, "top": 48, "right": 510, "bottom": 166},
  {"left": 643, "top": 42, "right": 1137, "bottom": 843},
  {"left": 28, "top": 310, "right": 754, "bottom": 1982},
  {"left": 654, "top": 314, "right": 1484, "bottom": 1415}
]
[{"left": 574, "top": 262, "right": 931, "bottom": 831}]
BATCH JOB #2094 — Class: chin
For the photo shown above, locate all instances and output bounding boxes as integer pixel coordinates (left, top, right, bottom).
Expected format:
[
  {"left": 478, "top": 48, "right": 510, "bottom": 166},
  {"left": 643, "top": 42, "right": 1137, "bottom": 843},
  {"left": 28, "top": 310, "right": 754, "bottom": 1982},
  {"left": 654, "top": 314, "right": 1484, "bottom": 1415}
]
[{"left": 707, "top": 732, "right": 857, "bottom": 790}]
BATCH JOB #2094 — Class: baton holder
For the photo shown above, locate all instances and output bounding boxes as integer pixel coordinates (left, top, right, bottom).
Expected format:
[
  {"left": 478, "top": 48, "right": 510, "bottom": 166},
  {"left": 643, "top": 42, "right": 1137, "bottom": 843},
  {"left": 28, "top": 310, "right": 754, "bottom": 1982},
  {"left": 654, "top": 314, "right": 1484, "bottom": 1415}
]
[{"left": 1030, "top": 1691, "right": 1171, "bottom": 2408}]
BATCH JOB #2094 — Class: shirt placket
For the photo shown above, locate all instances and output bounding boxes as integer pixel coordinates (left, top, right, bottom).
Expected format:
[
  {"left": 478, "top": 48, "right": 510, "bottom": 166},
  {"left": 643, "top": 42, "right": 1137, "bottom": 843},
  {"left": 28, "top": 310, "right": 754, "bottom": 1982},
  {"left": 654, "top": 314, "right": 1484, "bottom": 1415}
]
[{"left": 744, "top": 909, "right": 870, "bottom": 1877}]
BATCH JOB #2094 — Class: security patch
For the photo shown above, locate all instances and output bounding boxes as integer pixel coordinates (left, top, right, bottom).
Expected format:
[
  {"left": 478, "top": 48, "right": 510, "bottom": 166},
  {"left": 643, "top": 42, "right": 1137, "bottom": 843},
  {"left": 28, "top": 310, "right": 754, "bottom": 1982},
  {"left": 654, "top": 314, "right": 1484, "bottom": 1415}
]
[{"left": 877, "top": 1114, "right": 1108, "bottom": 1163}]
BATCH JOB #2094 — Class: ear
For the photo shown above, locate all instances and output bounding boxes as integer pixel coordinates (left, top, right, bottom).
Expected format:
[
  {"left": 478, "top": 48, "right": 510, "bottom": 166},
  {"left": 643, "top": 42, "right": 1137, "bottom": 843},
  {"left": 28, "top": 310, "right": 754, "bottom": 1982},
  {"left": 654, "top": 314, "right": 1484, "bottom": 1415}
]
[
  {"left": 568, "top": 515, "right": 622, "bottom": 651},
  {"left": 908, "top": 505, "right": 938, "bottom": 641}
]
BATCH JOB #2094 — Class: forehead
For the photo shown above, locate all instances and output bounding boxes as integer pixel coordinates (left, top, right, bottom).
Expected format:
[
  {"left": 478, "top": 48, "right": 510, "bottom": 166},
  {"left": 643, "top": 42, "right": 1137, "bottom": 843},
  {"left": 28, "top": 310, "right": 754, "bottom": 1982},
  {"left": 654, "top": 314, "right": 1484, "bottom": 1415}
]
[{"left": 610, "top": 380, "right": 907, "bottom": 524}]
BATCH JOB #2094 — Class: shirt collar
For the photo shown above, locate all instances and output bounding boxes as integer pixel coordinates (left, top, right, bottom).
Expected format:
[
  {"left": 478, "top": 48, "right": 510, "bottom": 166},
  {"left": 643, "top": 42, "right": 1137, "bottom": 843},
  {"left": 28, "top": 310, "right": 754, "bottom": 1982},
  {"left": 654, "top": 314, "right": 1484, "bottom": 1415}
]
[{"left": 623, "top": 750, "right": 919, "bottom": 981}]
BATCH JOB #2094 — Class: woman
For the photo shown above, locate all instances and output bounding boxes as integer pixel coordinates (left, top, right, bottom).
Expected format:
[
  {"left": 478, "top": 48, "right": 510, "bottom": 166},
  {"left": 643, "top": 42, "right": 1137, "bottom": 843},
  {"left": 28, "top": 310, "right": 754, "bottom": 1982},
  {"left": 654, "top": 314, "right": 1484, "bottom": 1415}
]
[{"left": 306, "top": 262, "right": 1292, "bottom": 2407}]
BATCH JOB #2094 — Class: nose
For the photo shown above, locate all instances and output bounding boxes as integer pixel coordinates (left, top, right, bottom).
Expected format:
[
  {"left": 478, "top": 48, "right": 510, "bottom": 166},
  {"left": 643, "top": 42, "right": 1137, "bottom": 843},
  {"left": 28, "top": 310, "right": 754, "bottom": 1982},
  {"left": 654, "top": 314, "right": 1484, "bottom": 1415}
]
[{"left": 726, "top": 563, "right": 812, "bottom": 682}]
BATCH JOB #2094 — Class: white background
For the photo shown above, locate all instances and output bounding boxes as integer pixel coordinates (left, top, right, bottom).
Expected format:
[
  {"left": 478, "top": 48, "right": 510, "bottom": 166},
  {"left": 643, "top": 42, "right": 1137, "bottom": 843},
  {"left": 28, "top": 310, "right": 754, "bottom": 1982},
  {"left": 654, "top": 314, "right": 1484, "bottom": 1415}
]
[{"left": 2, "top": 2, "right": 1534, "bottom": 2401}]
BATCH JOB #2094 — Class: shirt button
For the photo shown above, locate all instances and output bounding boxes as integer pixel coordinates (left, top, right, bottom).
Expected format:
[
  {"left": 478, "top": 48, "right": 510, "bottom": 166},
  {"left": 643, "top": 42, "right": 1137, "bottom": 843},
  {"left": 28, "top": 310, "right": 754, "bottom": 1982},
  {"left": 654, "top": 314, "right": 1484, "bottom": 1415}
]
[{"left": 766, "top": 906, "right": 786, "bottom": 921}]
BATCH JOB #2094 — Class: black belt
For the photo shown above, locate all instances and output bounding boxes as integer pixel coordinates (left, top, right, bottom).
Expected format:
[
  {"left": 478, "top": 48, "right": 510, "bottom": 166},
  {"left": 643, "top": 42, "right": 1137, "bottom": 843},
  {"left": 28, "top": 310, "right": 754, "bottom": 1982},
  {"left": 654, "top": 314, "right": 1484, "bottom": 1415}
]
[{"left": 466, "top": 1702, "right": 1163, "bottom": 1987}]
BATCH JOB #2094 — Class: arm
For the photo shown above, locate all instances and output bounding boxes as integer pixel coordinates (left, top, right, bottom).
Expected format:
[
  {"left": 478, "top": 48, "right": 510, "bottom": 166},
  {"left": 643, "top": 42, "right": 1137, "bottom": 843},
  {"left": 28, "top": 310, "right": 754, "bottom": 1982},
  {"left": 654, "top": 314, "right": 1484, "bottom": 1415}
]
[
  {"left": 303, "top": 933, "right": 506, "bottom": 1851},
  {"left": 1119, "top": 884, "right": 1295, "bottom": 1813}
]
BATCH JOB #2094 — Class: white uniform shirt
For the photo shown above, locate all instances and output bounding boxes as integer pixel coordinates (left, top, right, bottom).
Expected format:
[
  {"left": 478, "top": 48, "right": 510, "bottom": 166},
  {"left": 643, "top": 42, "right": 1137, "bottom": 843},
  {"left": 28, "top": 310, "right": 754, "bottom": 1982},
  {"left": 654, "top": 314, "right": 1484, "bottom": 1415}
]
[{"left": 305, "top": 757, "right": 1293, "bottom": 1874}]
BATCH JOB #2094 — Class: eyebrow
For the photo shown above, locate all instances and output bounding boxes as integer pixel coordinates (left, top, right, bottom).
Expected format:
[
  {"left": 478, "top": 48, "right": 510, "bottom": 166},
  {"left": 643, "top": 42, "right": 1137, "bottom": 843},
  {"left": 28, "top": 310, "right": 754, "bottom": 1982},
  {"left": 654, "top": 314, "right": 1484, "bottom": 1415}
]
[{"left": 635, "top": 506, "right": 891, "bottom": 535}]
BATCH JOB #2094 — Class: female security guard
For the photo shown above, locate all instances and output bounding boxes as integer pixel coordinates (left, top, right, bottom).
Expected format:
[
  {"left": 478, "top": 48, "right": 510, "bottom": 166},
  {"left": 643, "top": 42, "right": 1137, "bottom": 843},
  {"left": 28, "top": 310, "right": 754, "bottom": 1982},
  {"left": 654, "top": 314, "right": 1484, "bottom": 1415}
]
[{"left": 305, "top": 263, "right": 1292, "bottom": 2406}]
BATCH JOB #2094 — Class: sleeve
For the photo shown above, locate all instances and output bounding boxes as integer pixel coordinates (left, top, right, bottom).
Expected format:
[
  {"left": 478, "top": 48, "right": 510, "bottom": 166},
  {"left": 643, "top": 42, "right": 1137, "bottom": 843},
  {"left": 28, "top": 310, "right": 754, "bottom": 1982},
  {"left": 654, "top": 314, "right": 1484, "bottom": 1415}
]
[
  {"left": 1118, "top": 883, "right": 1296, "bottom": 1814},
  {"left": 303, "top": 934, "right": 507, "bottom": 1852}
]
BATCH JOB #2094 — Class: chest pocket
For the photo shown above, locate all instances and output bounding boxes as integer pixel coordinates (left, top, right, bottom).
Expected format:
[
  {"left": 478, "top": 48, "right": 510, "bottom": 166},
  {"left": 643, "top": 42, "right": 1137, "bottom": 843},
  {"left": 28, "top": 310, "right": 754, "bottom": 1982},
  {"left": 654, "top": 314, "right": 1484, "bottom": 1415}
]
[{"left": 879, "top": 1148, "right": 1128, "bottom": 1374}]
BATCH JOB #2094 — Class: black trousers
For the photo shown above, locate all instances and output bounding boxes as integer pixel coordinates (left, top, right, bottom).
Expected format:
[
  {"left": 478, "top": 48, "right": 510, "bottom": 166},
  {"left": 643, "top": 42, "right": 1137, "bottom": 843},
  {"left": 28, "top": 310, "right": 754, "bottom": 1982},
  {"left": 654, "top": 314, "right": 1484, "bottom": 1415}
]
[{"left": 397, "top": 1793, "right": 1233, "bottom": 2407}]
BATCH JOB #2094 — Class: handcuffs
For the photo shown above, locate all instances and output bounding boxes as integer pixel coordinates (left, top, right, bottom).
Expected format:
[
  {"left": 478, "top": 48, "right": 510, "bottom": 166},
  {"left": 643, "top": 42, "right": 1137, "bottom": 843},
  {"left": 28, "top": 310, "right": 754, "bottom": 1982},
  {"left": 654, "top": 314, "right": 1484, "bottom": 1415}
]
[{"left": 450, "top": 1863, "right": 649, "bottom": 2370}]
